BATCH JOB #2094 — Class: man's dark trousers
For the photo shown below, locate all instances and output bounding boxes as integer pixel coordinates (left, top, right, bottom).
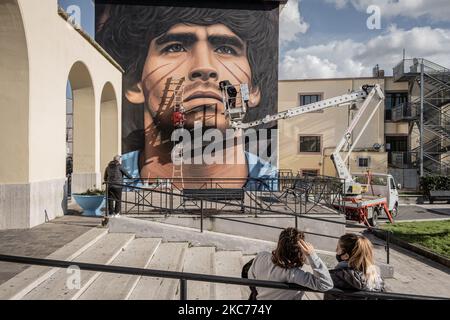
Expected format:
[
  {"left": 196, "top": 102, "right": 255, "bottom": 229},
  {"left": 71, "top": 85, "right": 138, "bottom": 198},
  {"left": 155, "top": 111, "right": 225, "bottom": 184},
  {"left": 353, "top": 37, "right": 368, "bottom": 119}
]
[{"left": 108, "top": 186, "right": 122, "bottom": 215}]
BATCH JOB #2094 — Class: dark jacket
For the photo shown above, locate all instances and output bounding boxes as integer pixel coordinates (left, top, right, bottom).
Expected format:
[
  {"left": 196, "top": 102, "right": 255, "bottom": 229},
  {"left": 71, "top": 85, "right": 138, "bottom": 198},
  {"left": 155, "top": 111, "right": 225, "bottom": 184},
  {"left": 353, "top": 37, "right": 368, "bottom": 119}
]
[
  {"left": 104, "top": 161, "right": 132, "bottom": 186},
  {"left": 242, "top": 258, "right": 258, "bottom": 300},
  {"left": 324, "top": 261, "right": 385, "bottom": 300}
]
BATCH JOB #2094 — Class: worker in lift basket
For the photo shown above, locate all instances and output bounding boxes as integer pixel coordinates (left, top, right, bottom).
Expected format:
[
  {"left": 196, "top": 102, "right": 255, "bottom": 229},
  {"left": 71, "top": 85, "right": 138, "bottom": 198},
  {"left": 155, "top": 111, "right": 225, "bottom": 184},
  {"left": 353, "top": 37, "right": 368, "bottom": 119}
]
[{"left": 172, "top": 104, "right": 186, "bottom": 129}]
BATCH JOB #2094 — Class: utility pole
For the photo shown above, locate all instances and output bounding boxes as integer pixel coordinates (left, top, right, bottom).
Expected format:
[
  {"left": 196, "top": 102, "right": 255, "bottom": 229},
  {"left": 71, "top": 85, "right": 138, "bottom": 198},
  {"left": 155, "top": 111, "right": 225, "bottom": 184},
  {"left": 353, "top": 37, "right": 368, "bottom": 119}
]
[{"left": 420, "top": 60, "right": 424, "bottom": 177}]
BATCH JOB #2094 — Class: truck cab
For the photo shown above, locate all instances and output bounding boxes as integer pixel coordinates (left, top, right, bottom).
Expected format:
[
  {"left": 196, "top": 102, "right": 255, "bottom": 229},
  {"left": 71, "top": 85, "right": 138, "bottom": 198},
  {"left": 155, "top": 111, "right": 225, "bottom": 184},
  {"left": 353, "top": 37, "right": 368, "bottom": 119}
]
[{"left": 353, "top": 173, "right": 399, "bottom": 218}]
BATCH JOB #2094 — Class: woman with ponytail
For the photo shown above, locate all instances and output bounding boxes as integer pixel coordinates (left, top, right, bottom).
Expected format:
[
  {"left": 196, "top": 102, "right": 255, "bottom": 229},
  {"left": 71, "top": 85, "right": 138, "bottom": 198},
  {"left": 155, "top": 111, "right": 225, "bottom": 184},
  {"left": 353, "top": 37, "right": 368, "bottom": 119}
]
[{"left": 324, "top": 233, "right": 385, "bottom": 300}]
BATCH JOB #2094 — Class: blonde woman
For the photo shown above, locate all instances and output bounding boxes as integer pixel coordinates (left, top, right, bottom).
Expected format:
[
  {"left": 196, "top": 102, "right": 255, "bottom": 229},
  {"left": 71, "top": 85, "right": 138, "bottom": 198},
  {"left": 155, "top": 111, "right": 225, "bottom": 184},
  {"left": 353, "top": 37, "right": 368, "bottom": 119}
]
[{"left": 325, "top": 233, "right": 385, "bottom": 300}]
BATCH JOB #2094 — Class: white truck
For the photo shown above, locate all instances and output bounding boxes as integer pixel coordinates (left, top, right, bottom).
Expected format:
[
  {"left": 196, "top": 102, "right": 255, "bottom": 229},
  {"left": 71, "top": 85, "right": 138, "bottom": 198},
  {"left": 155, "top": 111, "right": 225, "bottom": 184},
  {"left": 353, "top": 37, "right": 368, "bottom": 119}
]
[
  {"left": 221, "top": 82, "right": 397, "bottom": 226},
  {"left": 353, "top": 172, "right": 400, "bottom": 221}
]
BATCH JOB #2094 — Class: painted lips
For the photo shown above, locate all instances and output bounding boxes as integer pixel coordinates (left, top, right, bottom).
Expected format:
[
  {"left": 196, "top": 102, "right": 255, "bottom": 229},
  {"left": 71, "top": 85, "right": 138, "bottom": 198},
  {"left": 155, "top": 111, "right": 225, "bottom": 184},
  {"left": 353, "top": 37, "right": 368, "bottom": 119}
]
[
  {"left": 184, "top": 91, "right": 223, "bottom": 103},
  {"left": 182, "top": 91, "right": 223, "bottom": 114}
]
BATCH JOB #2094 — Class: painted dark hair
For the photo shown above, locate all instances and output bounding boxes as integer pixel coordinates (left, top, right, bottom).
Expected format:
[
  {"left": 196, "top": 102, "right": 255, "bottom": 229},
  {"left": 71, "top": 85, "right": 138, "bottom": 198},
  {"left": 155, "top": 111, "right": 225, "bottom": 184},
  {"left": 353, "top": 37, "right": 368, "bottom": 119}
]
[
  {"left": 272, "top": 228, "right": 305, "bottom": 269},
  {"left": 96, "top": 4, "right": 279, "bottom": 125}
]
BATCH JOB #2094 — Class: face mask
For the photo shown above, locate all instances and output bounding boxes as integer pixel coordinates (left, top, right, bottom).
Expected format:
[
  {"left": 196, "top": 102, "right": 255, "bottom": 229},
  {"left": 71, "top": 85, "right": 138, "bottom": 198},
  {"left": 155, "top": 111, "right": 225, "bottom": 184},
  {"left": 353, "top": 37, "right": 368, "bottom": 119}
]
[{"left": 336, "top": 253, "right": 347, "bottom": 262}]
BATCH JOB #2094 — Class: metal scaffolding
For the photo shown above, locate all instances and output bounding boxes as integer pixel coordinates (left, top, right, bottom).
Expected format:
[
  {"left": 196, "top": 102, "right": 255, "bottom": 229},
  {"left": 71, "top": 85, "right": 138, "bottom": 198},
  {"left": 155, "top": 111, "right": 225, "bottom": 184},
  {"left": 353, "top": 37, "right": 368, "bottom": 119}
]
[{"left": 393, "top": 58, "right": 450, "bottom": 176}]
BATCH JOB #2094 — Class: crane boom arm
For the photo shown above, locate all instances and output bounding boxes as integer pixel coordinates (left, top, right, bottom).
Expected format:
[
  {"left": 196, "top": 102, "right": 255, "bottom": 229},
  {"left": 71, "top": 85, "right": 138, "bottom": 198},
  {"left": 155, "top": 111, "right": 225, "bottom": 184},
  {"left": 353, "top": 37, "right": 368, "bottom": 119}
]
[
  {"left": 226, "top": 84, "right": 385, "bottom": 184},
  {"left": 230, "top": 90, "right": 368, "bottom": 129},
  {"left": 332, "top": 84, "right": 384, "bottom": 182}
]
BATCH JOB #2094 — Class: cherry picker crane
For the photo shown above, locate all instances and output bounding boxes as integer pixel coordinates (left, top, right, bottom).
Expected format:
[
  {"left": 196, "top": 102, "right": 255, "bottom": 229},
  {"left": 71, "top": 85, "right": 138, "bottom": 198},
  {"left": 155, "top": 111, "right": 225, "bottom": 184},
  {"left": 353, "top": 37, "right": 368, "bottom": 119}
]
[{"left": 220, "top": 82, "right": 394, "bottom": 226}]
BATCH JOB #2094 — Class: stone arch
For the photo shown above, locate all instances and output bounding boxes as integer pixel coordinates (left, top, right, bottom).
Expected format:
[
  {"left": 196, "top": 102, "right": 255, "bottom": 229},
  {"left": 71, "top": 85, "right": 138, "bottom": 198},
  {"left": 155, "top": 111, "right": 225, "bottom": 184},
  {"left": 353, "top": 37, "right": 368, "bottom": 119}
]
[
  {"left": 100, "top": 82, "right": 119, "bottom": 174},
  {"left": 67, "top": 61, "right": 96, "bottom": 193},
  {"left": 0, "top": 0, "right": 29, "bottom": 185}
]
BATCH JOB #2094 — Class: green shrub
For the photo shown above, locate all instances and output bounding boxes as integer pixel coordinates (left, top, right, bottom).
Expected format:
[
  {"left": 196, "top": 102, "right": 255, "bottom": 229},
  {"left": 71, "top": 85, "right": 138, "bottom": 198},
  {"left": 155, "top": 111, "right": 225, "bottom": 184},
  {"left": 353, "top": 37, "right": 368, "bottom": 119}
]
[
  {"left": 78, "top": 187, "right": 105, "bottom": 196},
  {"left": 420, "top": 175, "right": 450, "bottom": 196}
]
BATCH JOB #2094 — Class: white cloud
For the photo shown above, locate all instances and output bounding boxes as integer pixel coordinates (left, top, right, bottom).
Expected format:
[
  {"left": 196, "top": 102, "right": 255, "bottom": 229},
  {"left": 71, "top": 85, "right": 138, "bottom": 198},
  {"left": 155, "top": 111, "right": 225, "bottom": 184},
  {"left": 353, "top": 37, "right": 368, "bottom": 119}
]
[
  {"left": 280, "top": 26, "right": 450, "bottom": 79},
  {"left": 279, "top": 0, "right": 310, "bottom": 44},
  {"left": 325, "top": 0, "right": 450, "bottom": 21}
]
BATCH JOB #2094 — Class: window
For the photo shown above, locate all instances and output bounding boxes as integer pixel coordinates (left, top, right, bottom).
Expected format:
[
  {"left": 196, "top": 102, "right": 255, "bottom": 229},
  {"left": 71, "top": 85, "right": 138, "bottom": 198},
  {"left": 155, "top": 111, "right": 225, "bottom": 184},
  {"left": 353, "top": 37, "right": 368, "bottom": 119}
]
[
  {"left": 386, "top": 135, "right": 408, "bottom": 166},
  {"left": 299, "top": 135, "right": 321, "bottom": 153},
  {"left": 300, "top": 94, "right": 321, "bottom": 106},
  {"left": 353, "top": 174, "right": 387, "bottom": 186},
  {"left": 385, "top": 136, "right": 408, "bottom": 152},
  {"left": 301, "top": 169, "right": 319, "bottom": 177},
  {"left": 358, "top": 157, "right": 370, "bottom": 168},
  {"left": 390, "top": 178, "right": 397, "bottom": 190},
  {"left": 385, "top": 92, "right": 408, "bottom": 121},
  {"left": 299, "top": 93, "right": 324, "bottom": 113}
]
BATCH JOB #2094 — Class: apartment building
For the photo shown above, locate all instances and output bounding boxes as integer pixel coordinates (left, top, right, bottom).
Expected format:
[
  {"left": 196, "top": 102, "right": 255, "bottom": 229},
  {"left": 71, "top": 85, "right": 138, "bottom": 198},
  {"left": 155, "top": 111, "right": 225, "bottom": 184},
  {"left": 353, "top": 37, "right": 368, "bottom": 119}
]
[{"left": 278, "top": 74, "right": 409, "bottom": 182}]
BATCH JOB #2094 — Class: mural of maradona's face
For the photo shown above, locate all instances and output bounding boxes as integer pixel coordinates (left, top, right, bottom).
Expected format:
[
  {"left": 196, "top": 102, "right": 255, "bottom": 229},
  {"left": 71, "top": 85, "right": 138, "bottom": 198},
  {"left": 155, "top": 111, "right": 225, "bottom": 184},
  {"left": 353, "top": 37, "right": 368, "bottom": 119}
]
[{"left": 126, "top": 23, "right": 261, "bottom": 132}]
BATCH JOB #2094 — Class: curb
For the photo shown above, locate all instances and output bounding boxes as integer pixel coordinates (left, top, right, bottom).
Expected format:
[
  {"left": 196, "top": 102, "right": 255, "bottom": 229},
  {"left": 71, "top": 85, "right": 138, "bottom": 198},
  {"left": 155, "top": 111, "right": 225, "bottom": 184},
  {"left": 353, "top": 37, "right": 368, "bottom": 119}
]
[
  {"left": 372, "top": 229, "right": 450, "bottom": 269},
  {"left": 425, "top": 208, "right": 450, "bottom": 216}
]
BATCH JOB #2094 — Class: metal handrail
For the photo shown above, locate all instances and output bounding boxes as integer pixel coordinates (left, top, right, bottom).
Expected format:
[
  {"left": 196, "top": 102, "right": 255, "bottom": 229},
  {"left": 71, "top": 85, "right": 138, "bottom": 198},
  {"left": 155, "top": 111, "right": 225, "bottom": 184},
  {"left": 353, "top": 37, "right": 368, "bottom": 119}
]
[
  {"left": 122, "top": 176, "right": 343, "bottom": 214},
  {"left": 107, "top": 181, "right": 393, "bottom": 264},
  {"left": 0, "top": 254, "right": 446, "bottom": 300}
]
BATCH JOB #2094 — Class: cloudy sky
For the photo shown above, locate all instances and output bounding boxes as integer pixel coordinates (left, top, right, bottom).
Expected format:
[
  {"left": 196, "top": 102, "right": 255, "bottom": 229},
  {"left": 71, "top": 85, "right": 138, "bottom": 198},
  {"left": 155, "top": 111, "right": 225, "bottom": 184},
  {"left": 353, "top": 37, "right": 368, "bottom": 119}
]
[
  {"left": 280, "top": 0, "right": 450, "bottom": 79},
  {"left": 59, "top": 0, "right": 450, "bottom": 80}
]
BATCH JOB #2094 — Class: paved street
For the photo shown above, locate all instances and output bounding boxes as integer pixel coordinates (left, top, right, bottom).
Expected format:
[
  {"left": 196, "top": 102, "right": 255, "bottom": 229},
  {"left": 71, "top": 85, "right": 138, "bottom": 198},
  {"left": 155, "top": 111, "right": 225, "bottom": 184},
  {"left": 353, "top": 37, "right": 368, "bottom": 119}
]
[{"left": 379, "top": 204, "right": 450, "bottom": 222}]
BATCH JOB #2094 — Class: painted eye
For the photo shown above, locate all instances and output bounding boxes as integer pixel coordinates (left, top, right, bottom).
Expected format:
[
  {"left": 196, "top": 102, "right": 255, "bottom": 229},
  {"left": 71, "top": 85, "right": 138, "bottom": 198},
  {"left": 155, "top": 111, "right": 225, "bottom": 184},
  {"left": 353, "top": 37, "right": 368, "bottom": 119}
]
[
  {"left": 164, "top": 44, "right": 186, "bottom": 53},
  {"left": 215, "top": 46, "right": 237, "bottom": 55}
]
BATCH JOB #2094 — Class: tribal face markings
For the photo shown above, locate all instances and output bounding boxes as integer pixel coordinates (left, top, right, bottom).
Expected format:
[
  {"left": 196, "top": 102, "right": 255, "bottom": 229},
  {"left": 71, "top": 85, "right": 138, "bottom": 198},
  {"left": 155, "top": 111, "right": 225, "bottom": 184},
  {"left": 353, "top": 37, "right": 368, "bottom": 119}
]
[{"left": 126, "top": 23, "right": 261, "bottom": 131}]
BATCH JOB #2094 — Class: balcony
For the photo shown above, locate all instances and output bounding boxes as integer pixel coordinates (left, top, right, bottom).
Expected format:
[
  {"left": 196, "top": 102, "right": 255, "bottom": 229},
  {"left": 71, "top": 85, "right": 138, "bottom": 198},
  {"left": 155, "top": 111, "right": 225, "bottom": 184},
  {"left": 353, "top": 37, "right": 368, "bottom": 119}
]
[
  {"left": 394, "top": 58, "right": 450, "bottom": 82},
  {"left": 389, "top": 152, "right": 418, "bottom": 169},
  {"left": 393, "top": 59, "right": 421, "bottom": 82},
  {"left": 391, "top": 102, "right": 419, "bottom": 122}
]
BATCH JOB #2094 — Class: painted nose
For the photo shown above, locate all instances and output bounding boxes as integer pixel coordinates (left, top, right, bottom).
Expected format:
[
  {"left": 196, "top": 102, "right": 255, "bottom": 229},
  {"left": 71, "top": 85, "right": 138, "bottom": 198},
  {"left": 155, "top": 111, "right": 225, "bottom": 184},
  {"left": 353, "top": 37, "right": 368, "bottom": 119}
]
[
  {"left": 189, "top": 68, "right": 218, "bottom": 82},
  {"left": 188, "top": 43, "right": 219, "bottom": 82}
]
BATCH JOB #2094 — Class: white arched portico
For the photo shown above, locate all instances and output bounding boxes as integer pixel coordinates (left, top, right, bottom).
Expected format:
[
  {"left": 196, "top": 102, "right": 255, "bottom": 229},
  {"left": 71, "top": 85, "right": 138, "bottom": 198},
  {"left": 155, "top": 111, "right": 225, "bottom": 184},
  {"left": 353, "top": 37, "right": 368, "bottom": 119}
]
[
  {"left": 68, "top": 61, "right": 97, "bottom": 193},
  {"left": 0, "top": 0, "right": 30, "bottom": 229},
  {"left": 100, "top": 82, "right": 120, "bottom": 175},
  {"left": 0, "top": 0, "right": 122, "bottom": 230}
]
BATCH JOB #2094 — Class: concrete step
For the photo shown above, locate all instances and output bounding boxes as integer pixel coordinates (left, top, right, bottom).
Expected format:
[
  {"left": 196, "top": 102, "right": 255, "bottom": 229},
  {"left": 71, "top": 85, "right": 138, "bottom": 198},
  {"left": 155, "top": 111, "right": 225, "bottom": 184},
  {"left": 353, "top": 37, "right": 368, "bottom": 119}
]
[
  {"left": 0, "top": 228, "right": 108, "bottom": 300},
  {"left": 77, "top": 238, "right": 161, "bottom": 300},
  {"left": 128, "top": 242, "right": 188, "bottom": 300},
  {"left": 215, "top": 251, "right": 244, "bottom": 300},
  {"left": 21, "top": 233, "right": 135, "bottom": 300},
  {"left": 182, "top": 247, "right": 215, "bottom": 300},
  {"left": 109, "top": 216, "right": 276, "bottom": 255}
]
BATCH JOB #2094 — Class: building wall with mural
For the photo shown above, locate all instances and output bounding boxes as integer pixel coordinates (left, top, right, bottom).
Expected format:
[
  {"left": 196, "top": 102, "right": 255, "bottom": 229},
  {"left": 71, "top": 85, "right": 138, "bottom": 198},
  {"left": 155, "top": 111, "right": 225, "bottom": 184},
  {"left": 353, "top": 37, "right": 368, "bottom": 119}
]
[{"left": 95, "top": 0, "right": 281, "bottom": 184}]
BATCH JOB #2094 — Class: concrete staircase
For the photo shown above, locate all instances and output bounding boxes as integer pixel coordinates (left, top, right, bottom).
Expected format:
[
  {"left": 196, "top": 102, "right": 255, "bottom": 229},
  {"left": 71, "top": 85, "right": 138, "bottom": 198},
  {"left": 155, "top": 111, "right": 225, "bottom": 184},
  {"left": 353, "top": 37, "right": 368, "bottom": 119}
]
[{"left": 0, "top": 228, "right": 260, "bottom": 300}]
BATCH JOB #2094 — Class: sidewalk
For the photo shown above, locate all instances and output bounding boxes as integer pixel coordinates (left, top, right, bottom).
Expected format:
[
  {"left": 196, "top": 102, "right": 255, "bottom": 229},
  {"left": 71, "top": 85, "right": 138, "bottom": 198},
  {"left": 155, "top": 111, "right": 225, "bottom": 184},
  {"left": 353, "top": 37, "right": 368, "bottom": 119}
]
[{"left": 0, "top": 215, "right": 102, "bottom": 286}]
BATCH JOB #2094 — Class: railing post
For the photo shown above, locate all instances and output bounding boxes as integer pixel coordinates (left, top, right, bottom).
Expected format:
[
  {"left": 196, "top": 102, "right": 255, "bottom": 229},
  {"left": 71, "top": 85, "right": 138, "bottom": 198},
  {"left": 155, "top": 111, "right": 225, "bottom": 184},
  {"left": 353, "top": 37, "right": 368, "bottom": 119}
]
[
  {"left": 200, "top": 200, "right": 204, "bottom": 233},
  {"left": 105, "top": 182, "right": 109, "bottom": 217},
  {"left": 137, "top": 186, "right": 140, "bottom": 215},
  {"left": 386, "top": 230, "right": 391, "bottom": 264},
  {"left": 170, "top": 188, "right": 173, "bottom": 212},
  {"left": 180, "top": 279, "right": 187, "bottom": 300}
]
